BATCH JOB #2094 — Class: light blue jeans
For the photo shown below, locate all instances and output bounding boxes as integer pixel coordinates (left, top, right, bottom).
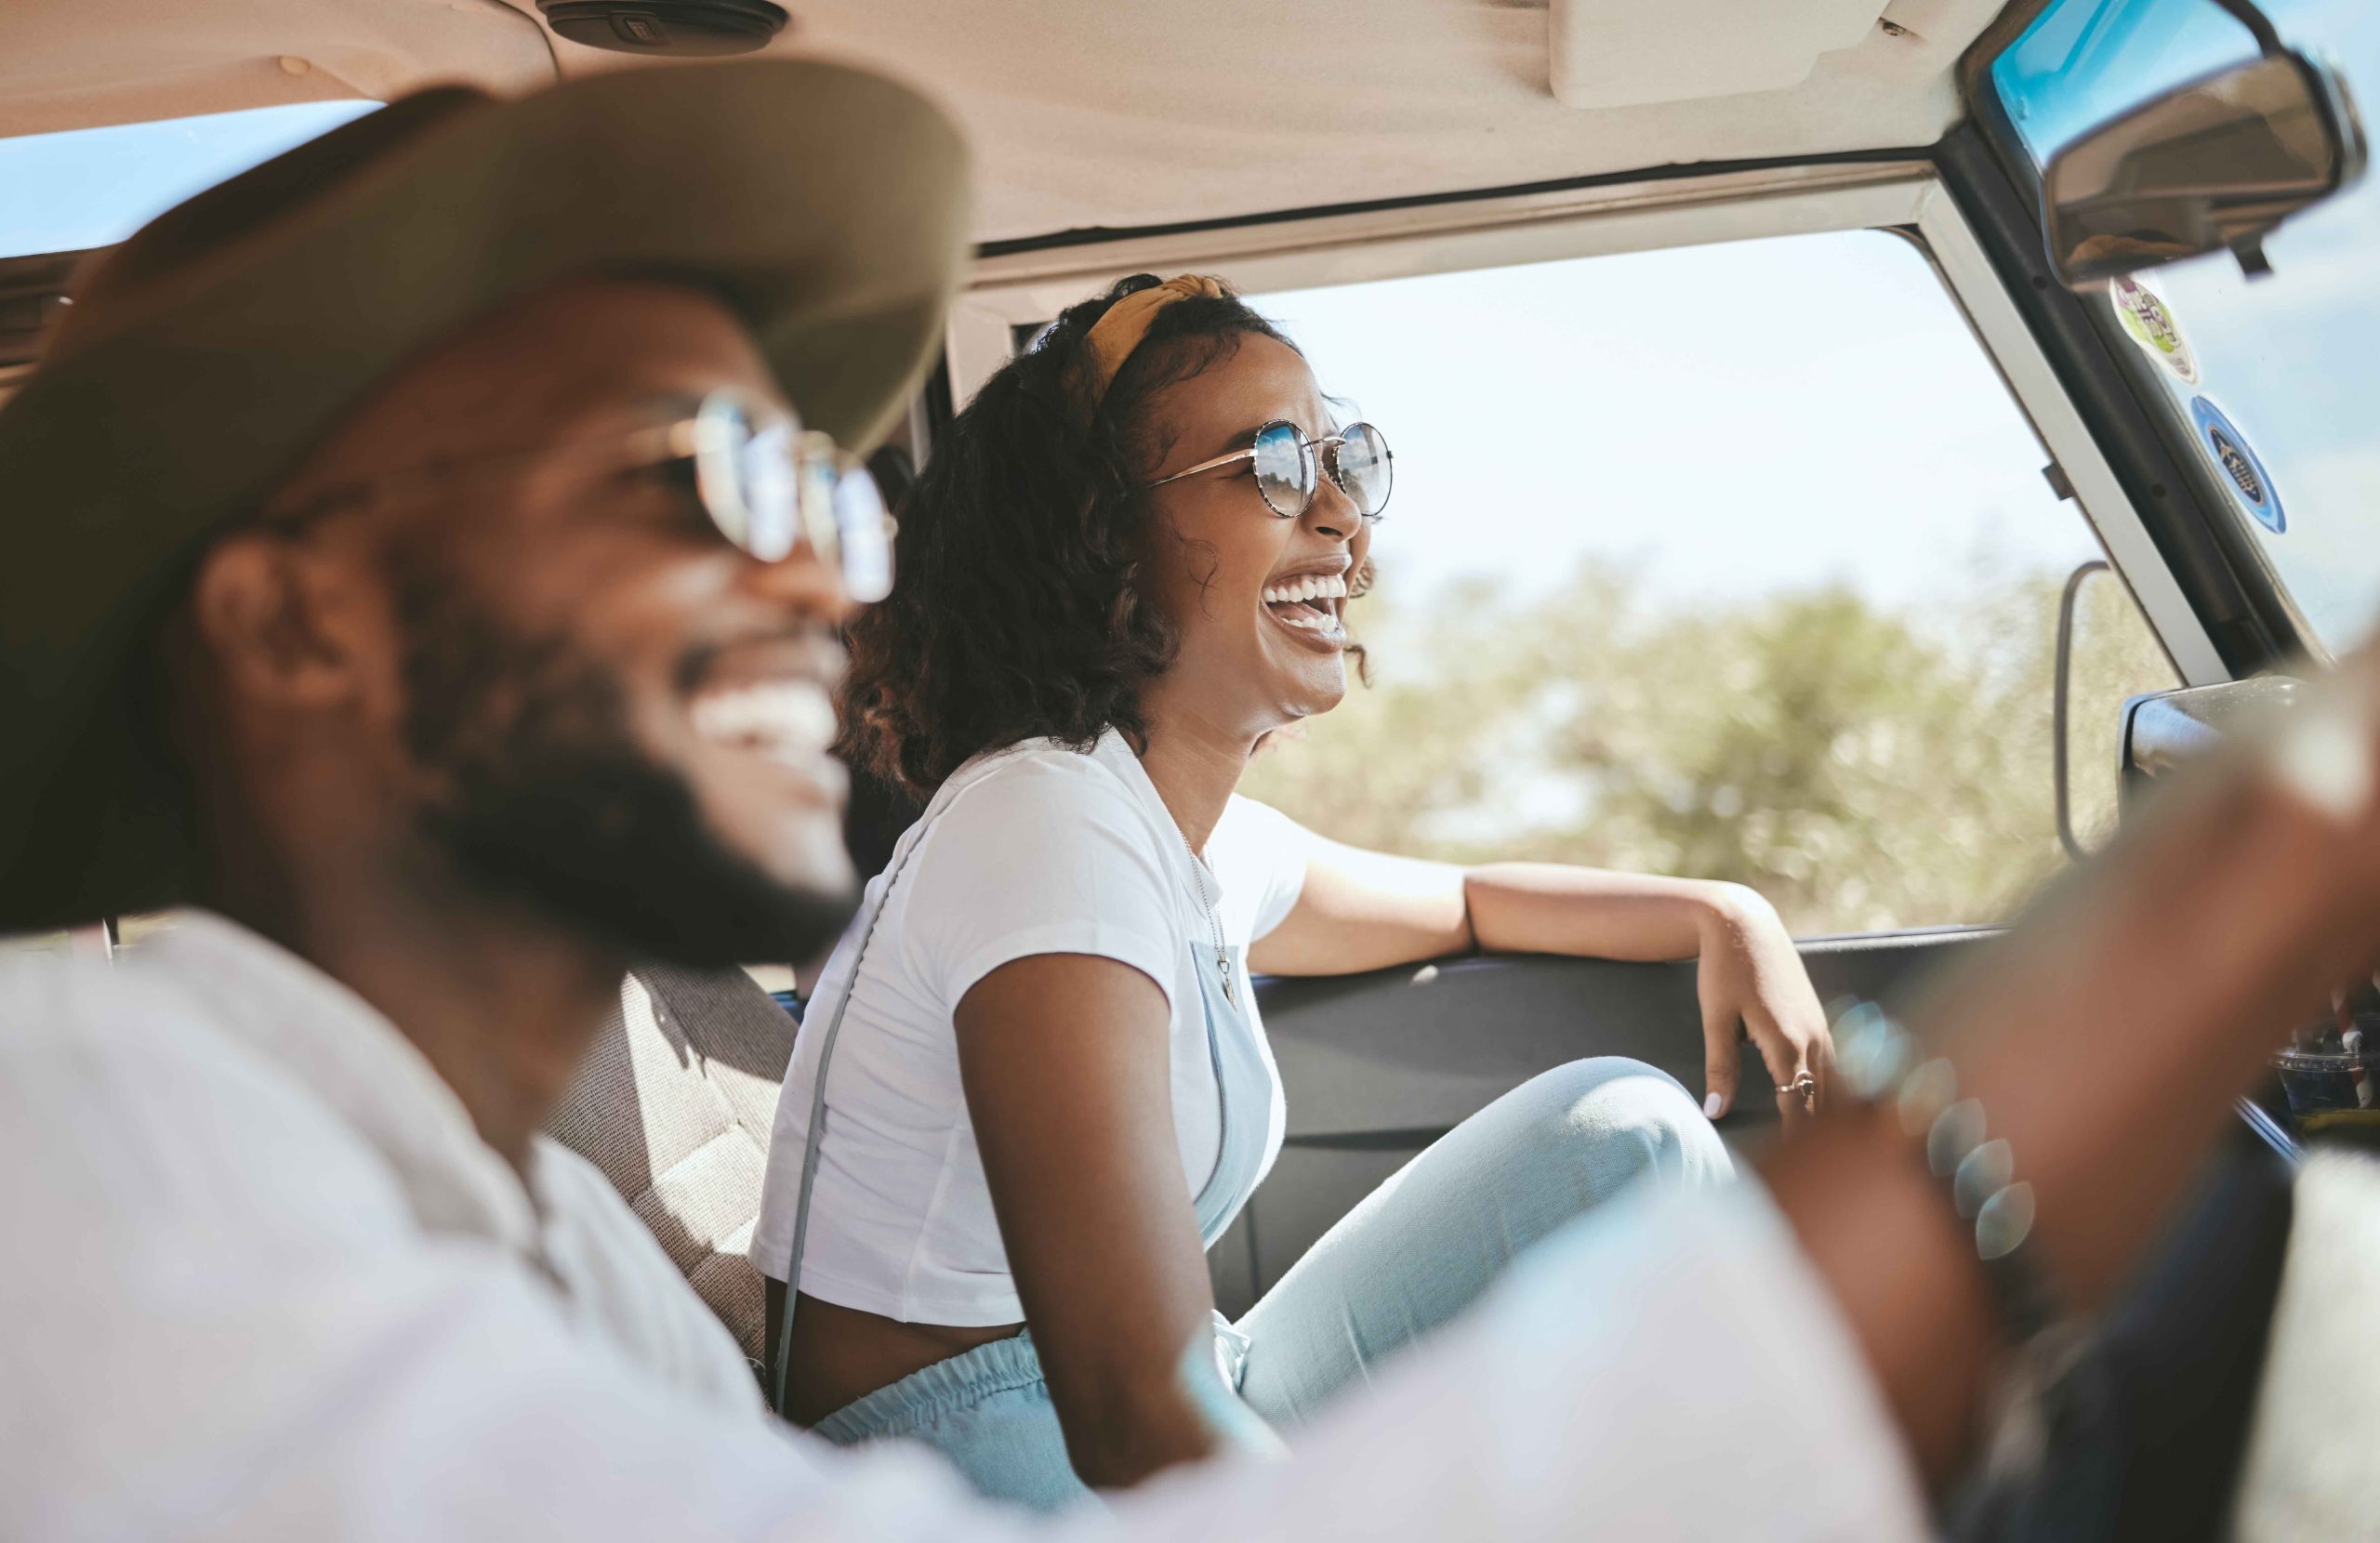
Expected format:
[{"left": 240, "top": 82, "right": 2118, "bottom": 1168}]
[{"left": 811, "top": 1057, "right": 1735, "bottom": 1510}]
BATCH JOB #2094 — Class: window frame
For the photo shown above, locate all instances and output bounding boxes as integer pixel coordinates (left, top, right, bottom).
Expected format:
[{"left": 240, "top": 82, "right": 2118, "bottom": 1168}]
[
  {"left": 1954, "top": 0, "right": 2321, "bottom": 668},
  {"left": 947, "top": 161, "right": 2228, "bottom": 687}
]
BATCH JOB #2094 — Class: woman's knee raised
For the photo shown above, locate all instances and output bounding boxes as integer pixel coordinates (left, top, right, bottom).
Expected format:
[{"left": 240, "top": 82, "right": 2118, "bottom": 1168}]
[{"left": 1514, "top": 1057, "right": 1734, "bottom": 1189}]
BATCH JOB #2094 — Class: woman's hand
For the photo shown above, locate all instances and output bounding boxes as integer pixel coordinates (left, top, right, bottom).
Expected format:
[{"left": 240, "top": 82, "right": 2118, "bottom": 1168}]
[{"left": 1694, "top": 885, "right": 1833, "bottom": 1123}]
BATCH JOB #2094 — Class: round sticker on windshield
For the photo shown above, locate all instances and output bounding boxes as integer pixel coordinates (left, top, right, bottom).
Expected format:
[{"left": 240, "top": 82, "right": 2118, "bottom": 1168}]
[
  {"left": 2189, "top": 397, "right": 2284, "bottom": 534},
  {"left": 2109, "top": 275, "right": 2200, "bottom": 384}
]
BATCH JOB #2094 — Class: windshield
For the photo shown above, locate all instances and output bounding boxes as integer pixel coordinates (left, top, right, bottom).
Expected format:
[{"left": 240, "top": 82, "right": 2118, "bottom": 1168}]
[
  {"left": 0, "top": 101, "right": 378, "bottom": 259},
  {"left": 1991, "top": 0, "right": 2380, "bottom": 653}
]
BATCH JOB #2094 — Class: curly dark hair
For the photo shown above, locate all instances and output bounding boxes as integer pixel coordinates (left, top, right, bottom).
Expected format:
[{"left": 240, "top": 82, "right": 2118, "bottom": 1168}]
[{"left": 842, "top": 273, "right": 1329, "bottom": 798}]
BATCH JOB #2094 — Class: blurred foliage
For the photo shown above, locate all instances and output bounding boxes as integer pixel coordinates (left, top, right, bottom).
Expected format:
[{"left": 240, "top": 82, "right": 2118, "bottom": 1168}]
[{"left": 1241, "top": 558, "right": 2179, "bottom": 935}]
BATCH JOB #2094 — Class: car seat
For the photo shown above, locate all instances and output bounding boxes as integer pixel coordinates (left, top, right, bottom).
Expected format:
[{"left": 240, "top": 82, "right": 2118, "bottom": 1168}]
[{"left": 547, "top": 965, "right": 797, "bottom": 1365}]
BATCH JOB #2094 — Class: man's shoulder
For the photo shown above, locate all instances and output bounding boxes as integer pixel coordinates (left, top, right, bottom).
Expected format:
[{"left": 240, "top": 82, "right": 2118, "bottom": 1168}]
[
  {"left": 0, "top": 944, "right": 205, "bottom": 1069},
  {"left": 0, "top": 947, "right": 415, "bottom": 1238}
]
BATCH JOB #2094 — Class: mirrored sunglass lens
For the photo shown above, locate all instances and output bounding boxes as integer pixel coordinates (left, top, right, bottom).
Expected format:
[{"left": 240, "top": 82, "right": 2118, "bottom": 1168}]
[
  {"left": 1250, "top": 422, "right": 1312, "bottom": 516},
  {"left": 735, "top": 422, "right": 800, "bottom": 561},
  {"left": 833, "top": 468, "right": 893, "bottom": 603},
  {"left": 1334, "top": 423, "right": 1392, "bottom": 518}
]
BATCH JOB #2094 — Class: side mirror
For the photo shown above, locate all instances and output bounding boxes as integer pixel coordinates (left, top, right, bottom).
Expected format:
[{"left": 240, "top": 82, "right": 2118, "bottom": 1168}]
[
  {"left": 2120, "top": 676, "right": 2303, "bottom": 797},
  {"left": 2044, "top": 51, "right": 2367, "bottom": 287}
]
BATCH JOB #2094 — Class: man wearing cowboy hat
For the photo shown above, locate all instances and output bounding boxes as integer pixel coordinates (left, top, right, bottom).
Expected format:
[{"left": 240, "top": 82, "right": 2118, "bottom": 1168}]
[{"left": 0, "top": 57, "right": 1952, "bottom": 1542}]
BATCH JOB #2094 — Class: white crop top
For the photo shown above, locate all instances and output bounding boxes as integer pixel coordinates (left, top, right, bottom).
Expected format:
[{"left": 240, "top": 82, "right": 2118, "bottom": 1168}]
[{"left": 750, "top": 731, "right": 1313, "bottom": 1326}]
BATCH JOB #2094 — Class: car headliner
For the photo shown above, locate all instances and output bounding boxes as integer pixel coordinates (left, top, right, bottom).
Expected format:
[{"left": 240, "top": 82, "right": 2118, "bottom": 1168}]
[{"left": 0, "top": 0, "right": 2024, "bottom": 246}]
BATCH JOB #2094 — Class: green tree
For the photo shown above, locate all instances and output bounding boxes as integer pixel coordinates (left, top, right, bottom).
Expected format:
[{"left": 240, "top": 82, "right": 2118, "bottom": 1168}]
[{"left": 1240, "top": 558, "right": 2175, "bottom": 936}]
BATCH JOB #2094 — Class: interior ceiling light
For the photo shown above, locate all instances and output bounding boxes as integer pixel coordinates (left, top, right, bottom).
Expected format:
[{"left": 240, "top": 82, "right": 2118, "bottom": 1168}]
[{"left": 536, "top": 0, "right": 789, "bottom": 57}]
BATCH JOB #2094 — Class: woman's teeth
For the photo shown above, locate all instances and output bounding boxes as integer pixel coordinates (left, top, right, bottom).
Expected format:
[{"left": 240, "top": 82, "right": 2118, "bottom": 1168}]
[
  {"left": 1261, "top": 572, "right": 1349, "bottom": 641},
  {"left": 689, "top": 679, "right": 839, "bottom": 760},
  {"left": 1261, "top": 574, "right": 1349, "bottom": 608}
]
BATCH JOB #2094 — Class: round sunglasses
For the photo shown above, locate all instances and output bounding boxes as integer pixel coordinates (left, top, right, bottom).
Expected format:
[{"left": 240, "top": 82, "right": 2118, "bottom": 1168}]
[
  {"left": 1145, "top": 419, "right": 1394, "bottom": 521},
  {"left": 678, "top": 390, "right": 894, "bottom": 602},
  {"left": 260, "top": 388, "right": 895, "bottom": 603}
]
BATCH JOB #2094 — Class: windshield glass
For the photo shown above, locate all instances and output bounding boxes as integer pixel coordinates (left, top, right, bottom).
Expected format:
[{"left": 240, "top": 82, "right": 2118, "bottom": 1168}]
[
  {"left": 1991, "top": 0, "right": 2380, "bottom": 653},
  {"left": 0, "top": 101, "right": 378, "bottom": 259}
]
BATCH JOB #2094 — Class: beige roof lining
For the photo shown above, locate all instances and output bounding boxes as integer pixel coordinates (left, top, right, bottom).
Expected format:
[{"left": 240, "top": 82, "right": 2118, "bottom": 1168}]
[
  {"left": 0, "top": 0, "right": 558, "bottom": 138},
  {"left": 0, "top": 0, "right": 2016, "bottom": 244}
]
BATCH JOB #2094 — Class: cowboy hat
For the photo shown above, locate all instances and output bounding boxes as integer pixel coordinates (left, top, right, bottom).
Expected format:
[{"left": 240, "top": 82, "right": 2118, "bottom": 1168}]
[{"left": 0, "top": 58, "right": 970, "bottom": 930}]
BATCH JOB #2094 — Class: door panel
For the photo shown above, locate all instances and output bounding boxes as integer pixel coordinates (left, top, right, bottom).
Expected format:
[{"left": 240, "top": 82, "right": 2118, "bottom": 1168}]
[{"left": 1209, "top": 929, "right": 1990, "bottom": 1315}]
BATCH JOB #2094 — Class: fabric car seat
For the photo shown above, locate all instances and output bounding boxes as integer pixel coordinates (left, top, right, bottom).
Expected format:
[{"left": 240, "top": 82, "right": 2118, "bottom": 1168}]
[{"left": 547, "top": 965, "right": 798, "bottom": 1365}]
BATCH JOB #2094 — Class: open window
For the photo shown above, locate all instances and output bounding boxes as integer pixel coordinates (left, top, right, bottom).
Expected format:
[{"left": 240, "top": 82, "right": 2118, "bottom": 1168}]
[
  {"left": 953, "top": 166, "right": 2212, "bottom": 936},
  {"left": 1233, "top": 230, "right": 2183, "bottom": 931},
  {"left": 950, "top": 159, "right": 2228, "bottom": 1309}
]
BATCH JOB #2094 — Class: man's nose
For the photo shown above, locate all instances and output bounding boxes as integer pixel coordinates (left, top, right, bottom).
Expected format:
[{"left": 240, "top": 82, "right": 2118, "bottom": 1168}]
[{"left": 739, "top": 543, "right": 857, "bottom": 626}]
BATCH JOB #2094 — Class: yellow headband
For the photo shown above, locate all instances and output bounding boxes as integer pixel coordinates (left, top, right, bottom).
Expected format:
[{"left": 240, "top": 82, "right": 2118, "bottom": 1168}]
[{"left": 1080, "top": 274, "right": 1229, "bottom": 402}]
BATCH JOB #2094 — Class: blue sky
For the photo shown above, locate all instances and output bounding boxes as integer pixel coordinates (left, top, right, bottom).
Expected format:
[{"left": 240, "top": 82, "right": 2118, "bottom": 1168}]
[
  {"left": 0, "top": 100, "right": 377, "bottom": 257},
  {"left": 1252, "top": 231, "right": 2101, "bottom": 620}
]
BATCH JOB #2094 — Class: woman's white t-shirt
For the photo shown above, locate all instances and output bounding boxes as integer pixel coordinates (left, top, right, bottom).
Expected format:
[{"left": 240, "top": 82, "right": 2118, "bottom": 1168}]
[{"left": 750, "top": 730, "right": 1313, "bottom": 1326}]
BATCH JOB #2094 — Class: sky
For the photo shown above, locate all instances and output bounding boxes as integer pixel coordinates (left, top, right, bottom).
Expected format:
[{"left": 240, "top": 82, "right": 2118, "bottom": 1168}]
[
  {"left": 1251, "top": 230, "right": 2101, "bottom": 618},
  {"left": 0, "top": 100, "right": 379, "bottom": 257}
]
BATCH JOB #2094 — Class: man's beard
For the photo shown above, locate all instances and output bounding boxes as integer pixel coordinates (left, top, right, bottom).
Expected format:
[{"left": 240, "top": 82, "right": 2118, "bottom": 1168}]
[{"left": 393, "top": 561, "right": 857, "bottom": 970}]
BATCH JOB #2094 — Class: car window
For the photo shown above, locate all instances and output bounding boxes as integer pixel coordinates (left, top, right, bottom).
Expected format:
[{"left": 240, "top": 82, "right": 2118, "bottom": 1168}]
[
  {"left": 0, "top": 101, "right": 379, "bottom": 258},
  {"left": 1991, "top": 0, "right": 2380, "bottom": 653},
  {"left": 1234, "top": 230, "right": 2178, "bottom": 936}
]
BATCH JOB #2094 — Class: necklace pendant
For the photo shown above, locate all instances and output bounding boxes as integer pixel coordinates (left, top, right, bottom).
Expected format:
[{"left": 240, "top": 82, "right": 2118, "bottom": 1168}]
[{"left": 1218, "top": 951, "right": 1236, "bottom": 1006}]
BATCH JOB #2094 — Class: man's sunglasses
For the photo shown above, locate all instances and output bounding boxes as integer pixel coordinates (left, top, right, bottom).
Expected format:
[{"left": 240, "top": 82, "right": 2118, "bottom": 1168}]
[
  {"left": 265, "top": 388, "right": 895, "bottom": 602},
  {"left": 1145, "top": 419, "right": 1394, "bottom": 521}
]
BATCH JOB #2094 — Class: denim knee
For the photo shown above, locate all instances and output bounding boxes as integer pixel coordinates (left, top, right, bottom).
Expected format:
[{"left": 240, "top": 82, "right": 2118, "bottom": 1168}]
[{"left": 1517, "top": 1057, "right": 1734, "bottom": 1188}]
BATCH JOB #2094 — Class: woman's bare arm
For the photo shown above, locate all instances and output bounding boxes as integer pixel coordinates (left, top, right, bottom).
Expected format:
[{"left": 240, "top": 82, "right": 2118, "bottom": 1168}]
[
  {"left": 954, "top": 953, "right": 1222, "bottom": 1489},
  {"left": 1250, "top": 836, "right": 1829, "bottom": 1114},
  {"left": 1242, "top": 838, "right": 1471, "bottom": 974}
]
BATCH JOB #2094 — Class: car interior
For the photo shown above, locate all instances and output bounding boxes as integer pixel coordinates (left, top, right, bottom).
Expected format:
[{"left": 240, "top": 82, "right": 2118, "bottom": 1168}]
[{"left": 5, "top": 0, "right": 2373, "bottom": 1535}]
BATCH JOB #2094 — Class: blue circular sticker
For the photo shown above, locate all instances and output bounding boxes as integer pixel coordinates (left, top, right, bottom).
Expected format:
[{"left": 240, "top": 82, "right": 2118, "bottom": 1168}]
[{"left": 2188, "top": 397, "right": 2285, "bottom": 534}]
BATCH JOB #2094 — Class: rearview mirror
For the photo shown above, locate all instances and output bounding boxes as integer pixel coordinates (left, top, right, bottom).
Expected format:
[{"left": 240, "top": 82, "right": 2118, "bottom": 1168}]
[{"left": 2044, "top": 51, "right": 2366, "bottom": 287}]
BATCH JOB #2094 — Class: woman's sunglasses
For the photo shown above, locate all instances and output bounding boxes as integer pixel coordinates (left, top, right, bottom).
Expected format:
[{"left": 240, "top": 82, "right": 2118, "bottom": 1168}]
[
  {"left": 260, "top": 388, "right": 895, "bottom": 603},
  {"left": 1145, "top": 419, "right": 1394, "bottom": 521}
]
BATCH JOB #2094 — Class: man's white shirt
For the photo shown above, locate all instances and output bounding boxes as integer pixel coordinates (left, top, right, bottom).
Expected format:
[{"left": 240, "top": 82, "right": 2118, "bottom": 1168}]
[{"left": 0, "top": 911, "right": 1926, "bottom": 1541}]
